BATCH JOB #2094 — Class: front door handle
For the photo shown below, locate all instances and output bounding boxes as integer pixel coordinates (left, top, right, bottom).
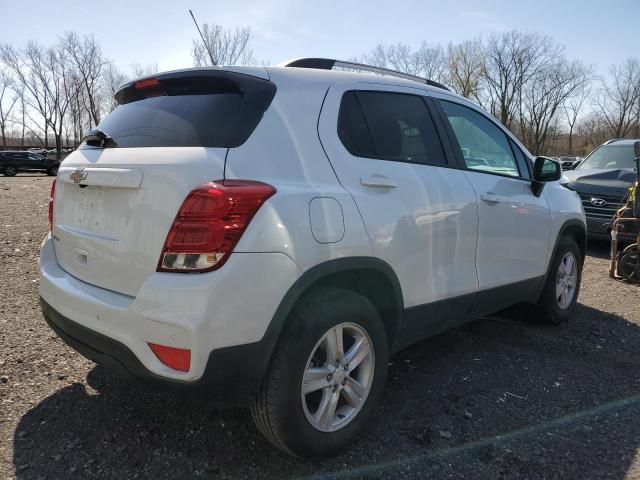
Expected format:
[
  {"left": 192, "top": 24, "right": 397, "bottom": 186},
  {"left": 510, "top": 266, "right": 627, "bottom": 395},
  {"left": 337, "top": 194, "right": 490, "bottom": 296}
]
[
  {"left": 480, "top": 192, "right": 501, "bottom": 203},
  {"left": 360, "top": 175, "right": 398, "bottom": 189}
]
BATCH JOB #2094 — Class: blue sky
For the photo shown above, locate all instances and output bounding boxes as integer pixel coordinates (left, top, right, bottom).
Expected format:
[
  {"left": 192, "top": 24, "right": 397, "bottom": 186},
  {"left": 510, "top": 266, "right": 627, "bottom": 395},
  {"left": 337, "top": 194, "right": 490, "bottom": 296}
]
[{"left": 1, "top": 0, "right": 638, "bottom": 76}]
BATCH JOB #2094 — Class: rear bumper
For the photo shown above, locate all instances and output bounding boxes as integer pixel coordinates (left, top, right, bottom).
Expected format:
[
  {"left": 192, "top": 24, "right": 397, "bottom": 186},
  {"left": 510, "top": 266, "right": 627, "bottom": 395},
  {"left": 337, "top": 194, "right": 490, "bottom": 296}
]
[
  {"left": 38, "top": 235, "right": 301, "bottom": 405},
  {"left": 40, "top": 298, "right": 274, "bottom": 405}
]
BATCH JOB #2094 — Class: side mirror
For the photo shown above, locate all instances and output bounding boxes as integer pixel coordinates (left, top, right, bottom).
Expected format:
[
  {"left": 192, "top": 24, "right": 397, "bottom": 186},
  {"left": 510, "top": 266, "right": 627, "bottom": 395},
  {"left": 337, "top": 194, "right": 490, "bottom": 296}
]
[{"left": 531, "top": 156, "right": 561, "bottom": 197}]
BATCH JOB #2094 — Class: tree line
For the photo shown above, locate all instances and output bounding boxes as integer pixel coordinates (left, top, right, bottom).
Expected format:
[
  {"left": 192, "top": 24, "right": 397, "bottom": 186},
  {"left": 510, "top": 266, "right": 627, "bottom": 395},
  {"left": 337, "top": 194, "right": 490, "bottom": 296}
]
[
  {"left": 355, "top": 33, "right": 640, "bottom": 156},
  {"left": 193, "top": 26, "right": 640, "bottom": 156},
  {"left": 0, "top": 33, "right": 157, "bottom": 156},
  {"left": 1, "top": 27, "right": 639, "bottom": 158}
]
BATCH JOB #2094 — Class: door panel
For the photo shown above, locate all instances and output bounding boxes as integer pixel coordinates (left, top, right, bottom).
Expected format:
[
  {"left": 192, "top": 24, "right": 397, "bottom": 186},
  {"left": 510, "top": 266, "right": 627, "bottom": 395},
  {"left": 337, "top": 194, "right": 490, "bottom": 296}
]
[
  {"left": 463, "top": 171, "right": 550, "bottom": 288},
  {"left": 318, "top": 83, "right": 479, "bottom": 310},
  {"left": 435, "top": 97, "right": 551, "bottom": 289},
  {"left": 28, "top": 154, "right": 47, "bottom": 171}
]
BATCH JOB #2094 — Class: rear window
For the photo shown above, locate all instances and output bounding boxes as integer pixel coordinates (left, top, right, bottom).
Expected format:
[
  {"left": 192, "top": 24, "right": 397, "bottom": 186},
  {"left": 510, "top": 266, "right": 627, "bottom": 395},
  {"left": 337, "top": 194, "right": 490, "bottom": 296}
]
[
  {"left": 87, "top": 72, "right": 276, "bottom": 149},
  {"left": 97, "top": 94, "right": 242, "bottom": 148}
]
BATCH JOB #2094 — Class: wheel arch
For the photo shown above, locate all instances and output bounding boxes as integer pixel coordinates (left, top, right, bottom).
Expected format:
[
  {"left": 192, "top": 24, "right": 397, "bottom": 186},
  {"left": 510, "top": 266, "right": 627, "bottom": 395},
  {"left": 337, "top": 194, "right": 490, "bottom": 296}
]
[
  {"left": 254, "top": 257, "right": 404, "bottom": 389},
  {"left": 541, "top": 218, "right": 587, "bottom": 288},
  {"left": 556, "top": 219, "right": 587, "bottom": 264},
  {"left": 203, "top": 257, "right": 405, "bottom": 406},
  {"left": 269, "top": 257, "right": 405, "bottom": 351}
]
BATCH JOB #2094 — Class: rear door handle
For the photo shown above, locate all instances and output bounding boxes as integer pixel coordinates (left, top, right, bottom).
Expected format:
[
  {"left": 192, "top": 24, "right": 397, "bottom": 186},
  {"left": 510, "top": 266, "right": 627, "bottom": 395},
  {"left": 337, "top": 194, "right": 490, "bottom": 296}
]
[
  {"left": 480, "top": 192, "right": 501, "bottom": 203},
  {"left": 360, "top": 175, "right": 398, "bottom": 189}
]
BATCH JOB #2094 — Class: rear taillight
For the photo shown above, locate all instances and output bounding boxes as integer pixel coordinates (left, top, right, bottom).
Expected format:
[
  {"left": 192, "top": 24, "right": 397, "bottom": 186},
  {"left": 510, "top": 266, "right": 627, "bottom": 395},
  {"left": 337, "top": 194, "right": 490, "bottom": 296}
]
[
  {"left": 157, "top": 180, "right": 276, "bottom": 273},
  {"left": 48, "top": 179, "right": 56, "bottom": 232}
]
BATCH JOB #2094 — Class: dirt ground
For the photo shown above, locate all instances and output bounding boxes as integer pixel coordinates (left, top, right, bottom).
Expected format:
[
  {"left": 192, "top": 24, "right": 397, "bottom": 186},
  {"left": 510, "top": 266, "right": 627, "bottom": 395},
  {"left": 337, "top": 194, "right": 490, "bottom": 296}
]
[{"left": 1, "top": 174, "right": 640, "bottom": 480}]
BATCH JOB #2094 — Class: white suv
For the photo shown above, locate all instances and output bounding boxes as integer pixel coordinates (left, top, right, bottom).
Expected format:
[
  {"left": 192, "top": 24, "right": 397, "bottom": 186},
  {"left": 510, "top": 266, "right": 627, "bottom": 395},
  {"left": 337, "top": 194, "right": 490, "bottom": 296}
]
[{"left": 39, "top": 58, "right": 586, "bottom": 458}]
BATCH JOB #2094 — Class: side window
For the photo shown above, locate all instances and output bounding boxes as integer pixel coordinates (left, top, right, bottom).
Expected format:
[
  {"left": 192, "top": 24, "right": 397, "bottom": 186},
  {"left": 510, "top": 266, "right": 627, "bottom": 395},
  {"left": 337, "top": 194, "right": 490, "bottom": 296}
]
[
  {"left": 439, "top": 100, "right": 520, "bottom": 178},
  {"left": 338, "top": 90, "right": 446, "bottom": 165},
  {"left": 338, "top": 91, "right": 376, "bottom": 158}
]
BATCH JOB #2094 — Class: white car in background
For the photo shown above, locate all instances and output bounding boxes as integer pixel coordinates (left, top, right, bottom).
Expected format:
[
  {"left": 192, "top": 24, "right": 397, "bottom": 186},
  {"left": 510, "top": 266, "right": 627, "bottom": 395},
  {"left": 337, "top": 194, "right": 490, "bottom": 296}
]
[{"left": 39, "top": 59, "right": 586, "bottom": 457}]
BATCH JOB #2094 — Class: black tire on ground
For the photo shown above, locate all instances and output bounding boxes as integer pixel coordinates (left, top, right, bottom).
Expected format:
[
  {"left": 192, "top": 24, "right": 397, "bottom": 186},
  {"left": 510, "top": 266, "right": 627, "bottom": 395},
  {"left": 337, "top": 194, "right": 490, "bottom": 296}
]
[
  {"left": 250, "top": 287, "right": 389, "bottom": 458},
  {"left": 47, "top": 166, "right": 59, "bottom": 176},
  {"left": 3, "top": 166, "right": 17, "bottom": 176},
  {"left": 530, "top": 237, "right": 583, "bottom": 325}
]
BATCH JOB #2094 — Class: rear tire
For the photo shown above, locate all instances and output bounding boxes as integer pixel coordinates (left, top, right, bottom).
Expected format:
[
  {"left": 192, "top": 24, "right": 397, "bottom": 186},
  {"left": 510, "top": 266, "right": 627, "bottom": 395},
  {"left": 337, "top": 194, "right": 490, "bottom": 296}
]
[
  {"left": 530, "top": 237, "right": 582, "bottom": 324},
  {"left": 3, "top": 166, "right": 17, "bottom": 176},
  {"left": 250, "top": 287, "right": 389, "bottom": 458}
]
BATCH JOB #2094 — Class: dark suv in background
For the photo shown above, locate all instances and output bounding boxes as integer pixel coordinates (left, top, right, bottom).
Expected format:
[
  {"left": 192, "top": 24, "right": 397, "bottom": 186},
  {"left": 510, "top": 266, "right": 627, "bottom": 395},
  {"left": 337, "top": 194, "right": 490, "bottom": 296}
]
[
  {"left": 562, "top": 139, "right": 638, "bottom": 240},
  {"left": 0, "top": 150, "right": 60, "bottom": 176}
]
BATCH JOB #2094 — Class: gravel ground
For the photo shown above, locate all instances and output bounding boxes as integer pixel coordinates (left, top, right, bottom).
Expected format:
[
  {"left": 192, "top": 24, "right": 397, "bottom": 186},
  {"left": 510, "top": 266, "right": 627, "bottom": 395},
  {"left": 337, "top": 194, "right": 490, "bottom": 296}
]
[{"left": 1, "top": 174, "right": 640, "bottom": 480}]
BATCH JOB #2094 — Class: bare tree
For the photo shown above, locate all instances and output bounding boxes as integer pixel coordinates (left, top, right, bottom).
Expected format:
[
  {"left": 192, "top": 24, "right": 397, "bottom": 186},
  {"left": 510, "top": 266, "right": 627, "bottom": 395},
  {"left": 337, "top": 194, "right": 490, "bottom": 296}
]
[
  {"left": 17, "top": 86, "right": 26, "bottom": 147},
  {"left": 577, "top": 113, "right": 610, "bottom": 152},
  {"left": 102, "top": 61, "right": 128, "bottom": 113},
  {"left": 413, "top": 42, "right": 448, "bottom": 84},
  {"left": 191, "top": 24, "right": 255, "bottom": 66},
  {"left": 131, "top": 62, "right": 158, "bottom": 79},
  {"left": 595, "top": 58, "right": 640, "bottom": 138},
  {"left": 0, "top": 69, "right": 18, "bottom": 146},
  {"left": 61, "top": 32, "right": 106, "bottom": 126},
  {"left": 563, "top": 83, "right": 591, "bottom": 154},
  {"left": 448, "top": 39, "right": 484, "bottom": 99},
  {"left": 519, "top": 60, "right": 592, "bottom": 154},
  {"left": 1, "top": 43, "right": 51, "bottom": 147},
  {"left": 0, "top": 41, "right": 80, "bottom": 156},
  {"left": 480, "top": 30, "right": 562, "bottom": 129},
  {"left": 360, "top": 42, "right": 448, "bottom": 84},
  {"left": 360, "top": 44, "right": 388, "bottom": 69}
]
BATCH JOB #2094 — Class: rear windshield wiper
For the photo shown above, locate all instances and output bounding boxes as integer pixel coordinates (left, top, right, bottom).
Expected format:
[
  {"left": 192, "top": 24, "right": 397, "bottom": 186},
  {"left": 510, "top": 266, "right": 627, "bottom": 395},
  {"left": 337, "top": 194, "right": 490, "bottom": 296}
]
[{"left": 81, "top": 129, "right": 117, "bottom": 148}]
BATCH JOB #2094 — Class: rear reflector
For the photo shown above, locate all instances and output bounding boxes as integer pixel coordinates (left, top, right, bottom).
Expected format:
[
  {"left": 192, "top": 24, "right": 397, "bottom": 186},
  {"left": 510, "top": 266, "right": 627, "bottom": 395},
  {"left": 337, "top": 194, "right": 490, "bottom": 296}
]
[
  {"left": 148, "top": 343, "right": 191, "bottom": 372},
  {"left": 49, "top": 179, "right": 56, "bottom": 232},
  {"left": 157, "top": 180, "right": 276, "bottom": 273}
]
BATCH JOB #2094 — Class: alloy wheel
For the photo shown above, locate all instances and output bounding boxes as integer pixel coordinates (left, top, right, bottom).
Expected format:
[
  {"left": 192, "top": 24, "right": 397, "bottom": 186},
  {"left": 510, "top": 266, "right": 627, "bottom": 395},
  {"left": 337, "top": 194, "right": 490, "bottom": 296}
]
[
  {"left": 301, "top": 322, "right": 375, "bottom": 432},
  {"left": 556, "top": 252, "right": 577, "bottom": 309}
]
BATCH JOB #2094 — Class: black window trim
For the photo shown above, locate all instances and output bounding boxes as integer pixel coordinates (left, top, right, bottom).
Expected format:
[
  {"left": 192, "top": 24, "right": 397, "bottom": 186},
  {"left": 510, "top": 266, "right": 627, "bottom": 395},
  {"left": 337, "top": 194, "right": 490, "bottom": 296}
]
[
  {"left": 508, "top": 139, "right": 532, "bottom": 180},
  {"left": 432, "top": 98, "right": 533, "bottom": 183},
  {"left": 337, "top": 89, "right": 452, "bottom": 168}
]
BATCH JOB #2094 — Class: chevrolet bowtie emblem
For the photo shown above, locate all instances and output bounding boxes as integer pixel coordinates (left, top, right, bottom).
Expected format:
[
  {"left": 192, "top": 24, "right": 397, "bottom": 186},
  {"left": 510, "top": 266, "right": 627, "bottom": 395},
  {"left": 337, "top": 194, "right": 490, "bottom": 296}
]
[{"left": 70, "top": 168, "right": 88, "bottom": 184}]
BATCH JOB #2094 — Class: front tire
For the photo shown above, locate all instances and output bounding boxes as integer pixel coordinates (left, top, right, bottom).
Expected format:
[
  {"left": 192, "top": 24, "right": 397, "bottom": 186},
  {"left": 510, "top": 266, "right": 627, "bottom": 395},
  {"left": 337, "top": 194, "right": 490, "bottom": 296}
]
[
  {"left": 250, "top": 287, "right": 389, "bottom": 458},
  {"left": 531, "top": 238, "right": 582, "bottom": 324},
  {"left": 47, "top": 165, "right": 59, "bottom": 176}
]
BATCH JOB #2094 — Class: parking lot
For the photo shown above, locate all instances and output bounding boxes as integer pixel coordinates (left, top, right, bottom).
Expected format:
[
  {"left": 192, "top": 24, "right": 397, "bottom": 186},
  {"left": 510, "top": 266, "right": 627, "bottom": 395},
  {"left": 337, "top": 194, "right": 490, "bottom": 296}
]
[{"left": 1, "top": 174, "right": 640, "bottom": 479}]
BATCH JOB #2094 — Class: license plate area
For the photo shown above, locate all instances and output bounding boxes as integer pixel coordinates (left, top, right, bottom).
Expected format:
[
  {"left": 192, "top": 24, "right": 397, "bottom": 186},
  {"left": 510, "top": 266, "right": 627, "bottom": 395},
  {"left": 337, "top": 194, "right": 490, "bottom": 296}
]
[
  {"left": 80, "top": 186, "right": 103, "bottom": 211},
  {"left": 76, "top": 186, "right": 105, "bottom": 231}
]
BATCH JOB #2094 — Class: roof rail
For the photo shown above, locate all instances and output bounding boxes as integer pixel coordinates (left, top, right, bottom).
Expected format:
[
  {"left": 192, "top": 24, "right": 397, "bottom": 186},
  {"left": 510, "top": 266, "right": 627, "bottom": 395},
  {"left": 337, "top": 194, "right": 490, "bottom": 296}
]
[{"left": 282, "top": 58, "right": 450, "bottom": 92}]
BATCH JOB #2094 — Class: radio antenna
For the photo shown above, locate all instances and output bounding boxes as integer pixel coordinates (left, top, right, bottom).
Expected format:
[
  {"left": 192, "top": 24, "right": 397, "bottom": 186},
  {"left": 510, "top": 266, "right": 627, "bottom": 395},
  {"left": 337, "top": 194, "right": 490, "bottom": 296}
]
[{"left": 189, "top": 9, "right": 216, "bottom": 66}]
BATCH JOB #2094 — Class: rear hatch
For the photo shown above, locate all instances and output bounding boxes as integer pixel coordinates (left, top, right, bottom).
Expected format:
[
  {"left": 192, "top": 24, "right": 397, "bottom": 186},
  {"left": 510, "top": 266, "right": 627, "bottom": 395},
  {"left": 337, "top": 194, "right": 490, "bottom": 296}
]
[{"left": 52, "top": 69, "right": 276, "bottom": 297}]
